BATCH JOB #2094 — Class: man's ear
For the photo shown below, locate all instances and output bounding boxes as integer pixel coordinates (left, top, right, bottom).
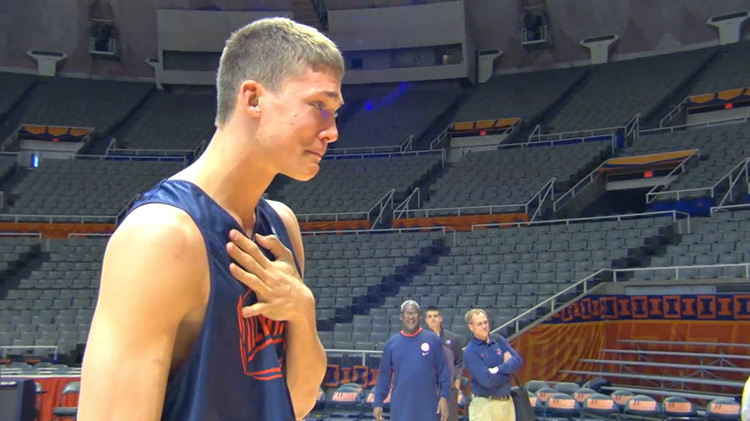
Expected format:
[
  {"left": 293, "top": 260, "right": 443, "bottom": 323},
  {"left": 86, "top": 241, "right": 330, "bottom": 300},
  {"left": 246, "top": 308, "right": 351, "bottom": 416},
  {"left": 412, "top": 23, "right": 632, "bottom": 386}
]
[{"left": 240, "top": 80, "right": 262, "bottom": 118}]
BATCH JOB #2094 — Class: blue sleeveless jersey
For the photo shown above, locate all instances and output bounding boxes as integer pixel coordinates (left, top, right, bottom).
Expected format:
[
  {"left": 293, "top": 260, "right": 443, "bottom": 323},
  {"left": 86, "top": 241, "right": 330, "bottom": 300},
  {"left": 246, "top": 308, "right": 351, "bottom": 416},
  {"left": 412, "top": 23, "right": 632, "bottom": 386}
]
[{"left": 125, "top": 179, "right": 298, "bottom": 421}]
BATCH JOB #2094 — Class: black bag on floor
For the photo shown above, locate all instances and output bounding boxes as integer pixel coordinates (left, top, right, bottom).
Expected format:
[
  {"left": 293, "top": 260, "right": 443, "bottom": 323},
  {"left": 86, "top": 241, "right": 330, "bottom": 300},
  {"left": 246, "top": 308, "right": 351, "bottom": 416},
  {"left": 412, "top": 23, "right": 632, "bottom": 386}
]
[{"left": 511, "top": 374, "right": 535, "bottom": 421}]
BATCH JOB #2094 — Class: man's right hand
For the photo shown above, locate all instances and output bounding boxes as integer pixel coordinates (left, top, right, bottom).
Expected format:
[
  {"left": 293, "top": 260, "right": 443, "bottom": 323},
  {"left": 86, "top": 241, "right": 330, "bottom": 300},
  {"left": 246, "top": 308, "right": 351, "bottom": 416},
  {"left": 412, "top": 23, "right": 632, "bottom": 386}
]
[
  {"left": 503, "top": 351, "right": 512, "bottom": 362},
  {"left": 373, "top": 406, "right": 383, "bottom": 421}
]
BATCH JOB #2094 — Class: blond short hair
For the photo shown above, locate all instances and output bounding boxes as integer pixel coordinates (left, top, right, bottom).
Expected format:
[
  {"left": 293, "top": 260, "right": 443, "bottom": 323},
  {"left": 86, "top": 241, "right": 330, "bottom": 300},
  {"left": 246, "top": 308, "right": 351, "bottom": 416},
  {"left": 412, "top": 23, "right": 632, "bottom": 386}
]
[
  {"left": 214, "top": 17, "right": 345, "bottom": 127},
  {"left": 464, "top": 308, "right": 487, "bottom": 325}
]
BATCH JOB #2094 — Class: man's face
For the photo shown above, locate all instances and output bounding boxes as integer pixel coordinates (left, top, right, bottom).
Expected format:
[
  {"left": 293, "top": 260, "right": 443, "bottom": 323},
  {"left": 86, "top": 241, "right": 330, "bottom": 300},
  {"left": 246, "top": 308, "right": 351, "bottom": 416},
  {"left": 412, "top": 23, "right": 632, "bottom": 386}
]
[
  {"left": 468, "top": 312, "right": 490, "bottom": 341},
  {"left": 254, "top": 66, "right": 343, "bottom": 181},
  {"left": 424, "top": 310, "right": 442, "bottom": 332},
  {"left": 400, "top": 304, "right": 421, "bottom": 334}
]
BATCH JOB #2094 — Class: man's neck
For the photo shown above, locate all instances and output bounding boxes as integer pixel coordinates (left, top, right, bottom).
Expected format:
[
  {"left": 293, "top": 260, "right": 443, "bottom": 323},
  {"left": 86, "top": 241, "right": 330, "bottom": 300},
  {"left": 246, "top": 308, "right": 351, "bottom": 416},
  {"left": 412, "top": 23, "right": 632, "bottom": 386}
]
[
  {"left": 429, "top": 326, "right": 441, "bottom": 335},
  {"left": 175, "top": 131, "right": 272, "bottom": 232}
]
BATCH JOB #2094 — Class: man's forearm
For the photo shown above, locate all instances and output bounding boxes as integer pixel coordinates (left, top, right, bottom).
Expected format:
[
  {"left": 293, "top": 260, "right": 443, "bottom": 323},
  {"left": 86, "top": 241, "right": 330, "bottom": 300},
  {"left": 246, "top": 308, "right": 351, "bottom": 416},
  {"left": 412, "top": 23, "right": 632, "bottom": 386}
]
[{"left": 286, "top": 308, "right": 327, "bottom": 420}]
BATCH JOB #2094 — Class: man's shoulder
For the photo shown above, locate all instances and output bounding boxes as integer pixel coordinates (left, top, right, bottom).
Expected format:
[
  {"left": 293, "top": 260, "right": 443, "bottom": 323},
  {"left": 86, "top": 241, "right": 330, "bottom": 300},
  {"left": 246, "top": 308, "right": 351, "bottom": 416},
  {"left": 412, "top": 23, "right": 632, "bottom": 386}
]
[
  {"left": 442, "top": 328, "right": 461, "bottom": 342},
  {"left": 265, "top": 199, "right": 297, "bottom": 224},
  {"left": 115, "top": 204, "right": 202, "bottom": 251}
]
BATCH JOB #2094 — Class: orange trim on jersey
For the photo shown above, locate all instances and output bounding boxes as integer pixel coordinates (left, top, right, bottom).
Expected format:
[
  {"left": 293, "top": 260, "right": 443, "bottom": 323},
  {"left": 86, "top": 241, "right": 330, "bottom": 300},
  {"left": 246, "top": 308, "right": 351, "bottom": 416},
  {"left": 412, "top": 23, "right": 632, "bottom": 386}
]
[{"left": 400, "top": 327, "right": 423, "bottom": 337}]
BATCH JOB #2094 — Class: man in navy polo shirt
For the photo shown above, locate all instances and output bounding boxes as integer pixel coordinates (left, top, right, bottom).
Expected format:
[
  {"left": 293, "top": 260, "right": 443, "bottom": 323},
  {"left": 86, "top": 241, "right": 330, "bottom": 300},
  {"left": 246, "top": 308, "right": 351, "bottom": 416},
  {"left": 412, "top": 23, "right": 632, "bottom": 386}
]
[
  {"left": 373, "top": 300, "right": 451, "bottom": 421},
  {"left": 463, "top": 308, "right": 523, "bottom": 421}
]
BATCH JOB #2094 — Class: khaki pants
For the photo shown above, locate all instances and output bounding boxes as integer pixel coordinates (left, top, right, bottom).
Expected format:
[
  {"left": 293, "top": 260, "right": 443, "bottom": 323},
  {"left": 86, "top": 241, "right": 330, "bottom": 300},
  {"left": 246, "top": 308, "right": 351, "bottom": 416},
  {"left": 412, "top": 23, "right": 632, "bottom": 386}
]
[{"left": 469, "top": 396, "right": 515, "bottom": 421}]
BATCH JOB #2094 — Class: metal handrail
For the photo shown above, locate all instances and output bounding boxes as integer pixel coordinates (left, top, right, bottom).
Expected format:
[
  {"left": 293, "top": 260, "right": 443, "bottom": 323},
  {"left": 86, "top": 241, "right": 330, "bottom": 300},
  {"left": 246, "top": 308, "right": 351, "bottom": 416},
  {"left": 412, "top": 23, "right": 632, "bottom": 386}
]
[
  {"left": 529, "top": 124, "right": 625, "bottom": 143},
  {"left": 660, "top": 97, "right": 687, "bottom": 127},
  {"left": 75, "top": 153, "right": 187, "bottom": 163},
  {"left": 472, "top": 209, "right": 687, "bottom": 231},
  {"left": 710, "top": 202, "right": 750, "bottom": 215},
  {"left": 392, "top": 188, "right": 420, "bottom": 220},
  {"left": 644, "top": 149, "right": 700, "bottom": 203},
  {"left": 528, "top": 178, "right": 555, "bottom": 221},
  {"left": 368, "top": 188, "right": 395, "bottom": 228},
  {"left": 322, "top": 148, "right": 442, "bottom": 161},
  {"left": 644, "top": 115, "right": 750, "bottom": 135},
  {"left": 403, "top": 203, "right": 527, "bottom": 219},
  {"left": 493, "top": 268, "right": 609, "bottom": 336},
  {"left": 430, "top": 124, "right": 452, "bottom": 149},
  {"left": 717, "top": 158, "right": 750, "bottom": 207},
  {"left": 115, "top": 193, "right": 140, "bottom": 225},
  {"left": 647, "top": 154, "right": 747, "bottom": 204},
  {"left": 1, "top": 345, "right": 59, "bottom": 360},
  {"left": 0, "top": 214, "right": 116, "bottom": 223},
  {"left": 296, "top": 211, "right": 369, "bottom": 222},
  {"left": 301, "top": 225, "right": 446, "bottom": 237},
  {"left": 0, "top": 231, "right": 43, "bottom": 240},
  {"left": 326, "top": 134, "right": 414, "bottom": 156},
  {"left": 553, "top": 160, "right": 608, "bottom": 212},
  {"left": 612, "top": 263, "right": 750, "bottom": 281},
  {"left": 106, "top": 147, "right": 194, "bottom": 157}
]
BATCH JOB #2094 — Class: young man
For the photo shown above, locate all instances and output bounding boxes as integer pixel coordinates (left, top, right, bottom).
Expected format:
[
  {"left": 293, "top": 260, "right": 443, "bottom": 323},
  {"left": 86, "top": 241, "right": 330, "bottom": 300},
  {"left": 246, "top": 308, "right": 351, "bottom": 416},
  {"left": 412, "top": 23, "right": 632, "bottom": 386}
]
[
  {"left": 463, "top": 309, "right": 523, "bottom": 421},
  {"left": 373, "top": 300, "right": 451, "bottom": 421},
  {"left": 425, "top": 305, "right": 465, "bottom": 421},
  {"left": 77, "top": 18, "right": 344, "bottom": 421}
]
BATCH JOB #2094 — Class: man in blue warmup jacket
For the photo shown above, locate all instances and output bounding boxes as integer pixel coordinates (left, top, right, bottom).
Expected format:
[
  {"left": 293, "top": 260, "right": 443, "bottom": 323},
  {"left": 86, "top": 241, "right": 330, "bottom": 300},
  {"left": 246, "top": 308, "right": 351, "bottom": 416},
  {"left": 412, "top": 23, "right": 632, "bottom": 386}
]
[
  {"left": 373, "top": 300, "right": 451, "bottom": 421},
  {"left": 463, "top": 308, "right": 523, "bottom": 421}
]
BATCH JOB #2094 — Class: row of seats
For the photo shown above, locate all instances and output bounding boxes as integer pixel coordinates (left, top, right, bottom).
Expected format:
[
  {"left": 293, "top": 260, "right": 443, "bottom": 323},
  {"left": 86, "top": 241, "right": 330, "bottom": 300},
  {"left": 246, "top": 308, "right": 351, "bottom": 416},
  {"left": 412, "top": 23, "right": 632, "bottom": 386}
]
[
  {"left": 1, "top": 207, "right": 748, "bottom": 356},
  {"left": 624, "top": 120, "right": 750, "bottom": 196},
  {"left": 1, "top": 159, "right": 182, "bottom": 218}
]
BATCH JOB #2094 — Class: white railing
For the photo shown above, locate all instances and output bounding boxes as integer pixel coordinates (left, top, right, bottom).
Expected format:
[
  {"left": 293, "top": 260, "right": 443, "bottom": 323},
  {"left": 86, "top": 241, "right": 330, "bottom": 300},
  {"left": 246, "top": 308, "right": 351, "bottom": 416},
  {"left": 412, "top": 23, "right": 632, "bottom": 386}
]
[
  {"left": 643, "top": 115, "right": 750, "bottom": 136},
  {"left": 67, "top": 232, "right": 112, "bottom": 239},
  {"left": 0, "top": 231, "right": 43, "bottom": 241},
  {"left": 612, "top": 263, "right": 750, "bottom": 282},
  {"left": 660, "top": 97, "right": 687, "bottom": 127},
  {"left": 647, "top": 154, "right": 748, "bottom": 204},
  {"left": 1, "top": 345, "right": 59, "bottom": 360},
  {"left": 75, "top": 153, "right": 187, "bottom": 164},
  {"left": 326, "top": 134, "right": 414, "bottom": 156},
  {"left": 710, "top": 202, "right": 750, "bottom": 215},
  {"left": 193, "top": 139, "right": 208, "bottom": 159},
  {"left": 644, "top": 149, "right": 700, "bottom": 203},
  {"left": 430, "top": 124, "right": 452, "bottom": 150},
  {"left": 624, "top": 113, "right": 640, "bottom": 145},
  {"left": 553, "top": 160, "right": 608, "bottom": 212},
  {"left": 0, "top": 214, "right": 116, "bottom": 223},
  {"left": 115, "top": 193, "right": 140, "bottom": 225},
  {"left": 1, "top": 130, "right": 19, "bottom": 151},
  {"left": 472, "top": 209, "right": 688, "bottom": 232},
  {"left": 528, "top": 123, "right": 625, "bottom": 143},
  {"left": 106, "top": 146, "right": 195, "bottom": 157},
  {"left": 404, "top": 180, "right": 558, "bottom": 219},
  {"left": 404, "top": 203, "right": 526, "bottom": 219},
  {"left": 495, "top": 259, "right": 743, "bottom": 337},
  {"left": 392, "top": 188, "right": 420, "bottom": 220},
  {"left": 322, "top": 147, "right": 442, "bottom": 161},
  {"left": 493, "top": 268, "right": 608, "bottom": 336},
  {"left": 324, "top": 349, "right": 384, "bottom": 365},
  {"left": 369, "top": 189, "right": 395, "bottom": 229},
  {"left": 717, "top": 158, "right": 750, "bottom": 207},
  {"left": 296, "top": 210, "right": 369, "bottom": 223},
  {"left": 301, "top": 225, "right": 453, "bottom": 243},
  {"left": 528, "top": 178, "right": 555, "bottom": 221}
]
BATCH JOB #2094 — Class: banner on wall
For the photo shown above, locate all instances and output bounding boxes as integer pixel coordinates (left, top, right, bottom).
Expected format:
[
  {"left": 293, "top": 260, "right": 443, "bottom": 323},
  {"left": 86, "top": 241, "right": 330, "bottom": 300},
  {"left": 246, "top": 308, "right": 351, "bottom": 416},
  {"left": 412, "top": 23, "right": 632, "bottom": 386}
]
[
  {"left": 545, "top": 294, "right": 750, "bottom": 323},
  {"left": 322, "top": 365, "right": 377, "bottom": 388}
]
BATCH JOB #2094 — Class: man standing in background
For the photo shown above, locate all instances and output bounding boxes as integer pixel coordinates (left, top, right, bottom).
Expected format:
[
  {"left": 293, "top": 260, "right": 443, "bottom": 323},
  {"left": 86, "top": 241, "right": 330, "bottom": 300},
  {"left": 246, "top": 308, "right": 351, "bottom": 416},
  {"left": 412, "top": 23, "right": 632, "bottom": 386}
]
[
  {"left": 373, "top": 300, "right": 451, "bottom": 421},
  {"left": 425, "top": 305, "right": 465, "bottom": 421},
  {"left": 463, "top": 309, "right": 523, "bottom": 421}
]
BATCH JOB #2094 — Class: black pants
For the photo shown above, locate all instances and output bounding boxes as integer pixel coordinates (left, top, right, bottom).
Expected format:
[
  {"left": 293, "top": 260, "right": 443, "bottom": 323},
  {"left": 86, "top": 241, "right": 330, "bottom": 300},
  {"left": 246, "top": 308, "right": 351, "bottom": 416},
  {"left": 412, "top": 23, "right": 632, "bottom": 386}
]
[{"left": 448, "top": 386, "right": 459, "bottom": 421}]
